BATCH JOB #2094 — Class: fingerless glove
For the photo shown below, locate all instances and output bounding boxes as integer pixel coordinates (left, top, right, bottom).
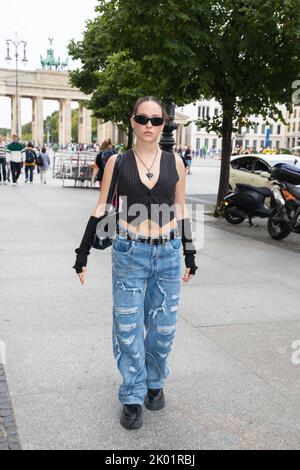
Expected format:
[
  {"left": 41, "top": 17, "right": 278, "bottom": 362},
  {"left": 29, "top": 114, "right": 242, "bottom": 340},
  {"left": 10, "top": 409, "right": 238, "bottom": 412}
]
[
  {"left": 178, "top": 218, "right": 198, "bottom": 275},
  {"left": 184, "top": 253, "right": 198, "bottom": 275},
  {"left": 73, "top": 216, "right": 101, "bottom": 274}
]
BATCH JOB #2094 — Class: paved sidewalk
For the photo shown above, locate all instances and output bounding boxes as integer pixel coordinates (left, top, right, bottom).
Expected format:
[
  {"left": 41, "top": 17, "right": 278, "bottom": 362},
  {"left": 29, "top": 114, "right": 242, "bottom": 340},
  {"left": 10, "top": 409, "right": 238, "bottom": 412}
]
[
  {"left": 0, "top": 175, "right": 300, "bottom": 450},
  {"left": 0, "top": 365, "right": 21, "bottom": 450}
]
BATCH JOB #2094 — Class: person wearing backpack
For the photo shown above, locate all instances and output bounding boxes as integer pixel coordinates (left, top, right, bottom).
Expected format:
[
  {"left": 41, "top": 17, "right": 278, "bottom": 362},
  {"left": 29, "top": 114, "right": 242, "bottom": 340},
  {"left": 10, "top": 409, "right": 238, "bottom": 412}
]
[{"left": 24, "top": 142, "right": 37, "bottom": 184}]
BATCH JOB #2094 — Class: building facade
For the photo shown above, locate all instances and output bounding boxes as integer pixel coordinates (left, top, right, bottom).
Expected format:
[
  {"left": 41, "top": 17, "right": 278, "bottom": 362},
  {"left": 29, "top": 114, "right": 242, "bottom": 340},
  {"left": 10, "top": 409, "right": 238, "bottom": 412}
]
[{"left": 178, "top": 100, "right": 299, "bottom": 152}]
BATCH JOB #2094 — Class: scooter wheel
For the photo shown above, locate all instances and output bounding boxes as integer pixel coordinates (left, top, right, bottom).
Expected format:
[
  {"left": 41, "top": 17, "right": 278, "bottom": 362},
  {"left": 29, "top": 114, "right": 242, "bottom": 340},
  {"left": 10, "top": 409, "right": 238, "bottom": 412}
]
[
  {"left": 224, "top": 206, "right": 245, "bottom": 225},
  {"left": 267, "top": 209, "right": 292, "bottom": 240}
]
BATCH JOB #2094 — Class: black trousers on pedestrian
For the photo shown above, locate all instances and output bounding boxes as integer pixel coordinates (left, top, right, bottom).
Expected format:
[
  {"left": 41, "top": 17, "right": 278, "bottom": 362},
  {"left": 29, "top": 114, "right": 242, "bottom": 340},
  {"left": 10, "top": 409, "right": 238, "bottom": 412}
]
[
  {"left": 10, "top": 161, "right": 22, "bottom": 183},
  {"left": 25, "top": 166, "right": 34, "bottom": 183},
  {"left": 0, "top": 158, "right": 6, "bottom": 182}
]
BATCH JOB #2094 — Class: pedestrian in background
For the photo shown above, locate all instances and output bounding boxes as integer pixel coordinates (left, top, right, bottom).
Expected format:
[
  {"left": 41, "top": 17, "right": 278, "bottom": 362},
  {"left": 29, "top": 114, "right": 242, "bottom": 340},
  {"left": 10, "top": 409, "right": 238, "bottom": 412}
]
[
  {"left": 35, "top": 146, "right": 41, "bottom": 176},
  {"left": 184, "top": 145, "right": 193, "bottom": 175},
  {"left": 6, "top": 135, "right": 25, "bottom": 186},
  {"left": 38, "top": 147, "right": 51, "bottom": 184},
  {"left": 24, "top": 142, "right": 37, "bottom": 184},
  {"left": 102, "top": 139, "right": 115, "bottom": 166},
  {"left": 92, "top": 140, "right": 108, "bottom": 189},
  {"left": 0, "top": 137, "right": 7, "bottom": 185},
  {"left": 102, "top": 139, "right": 119, "bottom": 208},
  {"left": 5, "top": 151, "right": 11, "bottom": 183}
]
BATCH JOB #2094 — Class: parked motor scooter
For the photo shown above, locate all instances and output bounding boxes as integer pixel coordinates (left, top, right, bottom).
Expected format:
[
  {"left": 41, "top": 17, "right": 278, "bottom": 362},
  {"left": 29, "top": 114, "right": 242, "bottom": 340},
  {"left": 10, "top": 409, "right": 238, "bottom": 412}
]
[
  {"left": 222, "top": 183, "right": 274, "bottom": 226},
  {"left": 268, "top": 163, "right": 300, "bottom": 240}
]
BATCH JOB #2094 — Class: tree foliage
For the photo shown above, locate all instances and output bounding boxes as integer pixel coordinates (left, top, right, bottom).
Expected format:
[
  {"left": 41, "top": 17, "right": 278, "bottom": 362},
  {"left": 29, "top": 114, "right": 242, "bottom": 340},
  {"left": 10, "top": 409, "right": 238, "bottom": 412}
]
[{"left": 69, "top": 0, "right": 300, "bottom": 211}]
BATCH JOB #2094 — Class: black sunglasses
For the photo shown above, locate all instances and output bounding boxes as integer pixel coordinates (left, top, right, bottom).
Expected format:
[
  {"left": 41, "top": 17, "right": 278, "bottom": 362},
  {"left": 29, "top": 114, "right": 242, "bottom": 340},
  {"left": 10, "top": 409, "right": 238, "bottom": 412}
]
[{"left": 133, "top": 115, "right": 164, "bottom": 126}]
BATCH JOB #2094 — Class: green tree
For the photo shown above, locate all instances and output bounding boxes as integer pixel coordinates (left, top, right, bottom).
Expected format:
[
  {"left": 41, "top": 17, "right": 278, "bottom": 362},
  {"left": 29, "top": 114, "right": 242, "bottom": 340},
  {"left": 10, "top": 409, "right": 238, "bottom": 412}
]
[
  {"left": 45, "top": 111, "right": 59, "bottom": 143},
  {"left": 0, "top": 128, "right": 10, "bottom": 137},
  {"left": 69, "top": 0, "right": 300, "bottom": 213},
  {"left": 68, "top": 1, "right": 198, "bottom": 148},
  {"left": 192, "top": 0, "right": 300, "bottom": 213},
  {"left": 21, "top": 121, "right": 32, "bottom": 142},
  {"left": 72, "top": 109, "right": 79, "bottom": 143},
  {"left": 69, "top": 53, "right": 156, "bottom": 148},
  {"left": 20, "top": 108, "right": 96, "bottom": 145}
]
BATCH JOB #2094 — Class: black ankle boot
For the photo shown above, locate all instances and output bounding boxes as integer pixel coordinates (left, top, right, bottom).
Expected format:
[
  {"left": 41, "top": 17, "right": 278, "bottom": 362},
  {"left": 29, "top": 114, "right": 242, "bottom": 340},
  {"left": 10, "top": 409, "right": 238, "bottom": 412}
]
[
  {"left": 145, "top": 389, "right": 165, "bottom": 410},
  {"left": 120, "top": 404, "right": 143, "bottom": 430}
]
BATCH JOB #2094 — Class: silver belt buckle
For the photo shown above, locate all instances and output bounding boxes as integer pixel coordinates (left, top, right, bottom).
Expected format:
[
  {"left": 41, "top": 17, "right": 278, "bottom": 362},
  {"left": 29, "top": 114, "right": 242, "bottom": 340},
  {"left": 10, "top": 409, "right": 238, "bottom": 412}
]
[{"left": 119, "top": 229, "right": 128, "bottom": 239}]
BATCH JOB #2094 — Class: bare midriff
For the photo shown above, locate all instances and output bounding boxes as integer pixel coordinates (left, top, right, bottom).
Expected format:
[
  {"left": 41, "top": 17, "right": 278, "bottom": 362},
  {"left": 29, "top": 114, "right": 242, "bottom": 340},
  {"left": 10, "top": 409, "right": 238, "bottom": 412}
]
[{"left": 118, "top": 218, "right": 178, "bottom": 237}]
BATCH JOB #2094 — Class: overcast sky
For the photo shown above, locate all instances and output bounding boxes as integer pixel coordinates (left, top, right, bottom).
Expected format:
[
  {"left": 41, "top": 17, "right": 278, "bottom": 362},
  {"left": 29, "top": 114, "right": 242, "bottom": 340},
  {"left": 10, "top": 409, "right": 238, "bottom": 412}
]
[{"left": 0, "top": 0, "right": 98, "bottom": 128}]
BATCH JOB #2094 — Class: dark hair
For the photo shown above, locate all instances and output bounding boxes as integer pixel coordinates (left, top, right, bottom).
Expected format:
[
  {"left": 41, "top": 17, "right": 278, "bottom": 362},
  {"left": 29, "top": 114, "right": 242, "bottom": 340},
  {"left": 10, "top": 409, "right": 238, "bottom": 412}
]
[
  {"left": 132, "top": 96, "right": 168, "bottom": 121},
  {"left": 101, "top": 140, "right": 109, "bottom": 150},
  {"left": 27, "top": 142, "right": 34, "bottom": 148},
  {"left": 41, "top": 147, "right": 46, "bottom": 153}
]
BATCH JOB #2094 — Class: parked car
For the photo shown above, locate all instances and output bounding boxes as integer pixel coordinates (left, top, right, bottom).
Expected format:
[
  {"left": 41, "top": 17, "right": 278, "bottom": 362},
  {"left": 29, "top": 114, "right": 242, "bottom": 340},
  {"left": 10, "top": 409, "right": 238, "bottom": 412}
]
[{"left": 229, "top": 154, "right": 300, "bottom": 190}]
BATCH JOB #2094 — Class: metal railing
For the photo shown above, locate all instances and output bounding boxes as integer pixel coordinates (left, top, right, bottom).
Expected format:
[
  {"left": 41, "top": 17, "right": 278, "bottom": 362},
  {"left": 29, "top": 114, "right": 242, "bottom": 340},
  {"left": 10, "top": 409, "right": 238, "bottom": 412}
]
[{"left": 52, "top": 151, "right": 97, "bottom": 188}]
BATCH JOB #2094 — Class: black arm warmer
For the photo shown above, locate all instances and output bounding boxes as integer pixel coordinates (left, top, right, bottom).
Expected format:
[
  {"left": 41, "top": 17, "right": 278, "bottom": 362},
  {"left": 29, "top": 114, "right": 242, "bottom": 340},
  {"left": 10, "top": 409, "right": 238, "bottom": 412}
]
[
  {"left": 73, "top": 216, "right": 101, "bottom": 274},
  {"left": 178, "top": 218, "right": 198, "bottom": 276},
  {"left": 177, "top": 218, "right": 197, "bottom": 255}
]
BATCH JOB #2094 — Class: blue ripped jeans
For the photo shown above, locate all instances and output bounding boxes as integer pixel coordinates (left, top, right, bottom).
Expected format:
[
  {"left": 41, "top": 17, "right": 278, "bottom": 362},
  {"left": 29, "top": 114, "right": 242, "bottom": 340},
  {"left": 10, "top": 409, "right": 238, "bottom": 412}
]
[{"left": 111, "top": 228, "right": 182, "bottom": 406}]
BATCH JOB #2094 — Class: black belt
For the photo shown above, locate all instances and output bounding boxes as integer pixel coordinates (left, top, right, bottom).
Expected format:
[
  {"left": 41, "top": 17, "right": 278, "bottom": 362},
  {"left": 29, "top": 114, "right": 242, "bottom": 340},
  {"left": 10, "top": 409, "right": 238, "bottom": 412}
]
[{"left": 116, "top": 226, "right": 180, "bottom": 245}]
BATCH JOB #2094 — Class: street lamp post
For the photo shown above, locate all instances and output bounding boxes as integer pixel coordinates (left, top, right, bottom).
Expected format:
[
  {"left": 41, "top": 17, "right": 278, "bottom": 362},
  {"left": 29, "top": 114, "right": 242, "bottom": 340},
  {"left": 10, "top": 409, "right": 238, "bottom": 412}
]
[
  {"left": 159, "top": 103, "right": 177, "bottom": 153},
  {"left": 46, "top": 121, "right": 51, "bottom": 147},
  {"left": 5, "top": 34, "right": 28, "bottom": 138}
]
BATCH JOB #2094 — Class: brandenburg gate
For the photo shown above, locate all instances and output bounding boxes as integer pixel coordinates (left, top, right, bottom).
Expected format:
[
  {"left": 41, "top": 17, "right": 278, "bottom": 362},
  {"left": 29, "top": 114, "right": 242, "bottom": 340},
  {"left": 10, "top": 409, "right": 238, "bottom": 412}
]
[{"left": 0, "top": 67, "right": 110, "bottom": 146}]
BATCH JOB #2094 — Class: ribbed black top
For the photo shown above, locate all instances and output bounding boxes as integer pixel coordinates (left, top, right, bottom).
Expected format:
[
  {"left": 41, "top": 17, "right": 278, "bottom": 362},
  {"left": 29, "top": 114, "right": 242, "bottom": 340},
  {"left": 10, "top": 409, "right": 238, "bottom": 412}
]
[{"left": 117, "top": 149, "right": 180, "bottom": 227}]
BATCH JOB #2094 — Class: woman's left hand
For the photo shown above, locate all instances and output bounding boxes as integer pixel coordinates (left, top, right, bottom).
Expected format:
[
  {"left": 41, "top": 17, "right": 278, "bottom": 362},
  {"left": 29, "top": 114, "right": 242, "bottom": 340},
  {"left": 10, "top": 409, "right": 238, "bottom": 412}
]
[
  {"left": 182, "top": 268, "right": 193, "bottom": 283},
  {"left": 183, "top": 254, "right": 198, "bottom": 283}
]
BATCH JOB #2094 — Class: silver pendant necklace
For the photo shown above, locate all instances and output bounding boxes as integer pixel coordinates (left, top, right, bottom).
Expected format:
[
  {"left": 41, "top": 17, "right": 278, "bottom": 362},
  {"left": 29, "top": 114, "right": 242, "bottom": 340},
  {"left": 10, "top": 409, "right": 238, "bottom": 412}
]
[{"left": 134, "top": 147, "right": 159, "bottom": 180}]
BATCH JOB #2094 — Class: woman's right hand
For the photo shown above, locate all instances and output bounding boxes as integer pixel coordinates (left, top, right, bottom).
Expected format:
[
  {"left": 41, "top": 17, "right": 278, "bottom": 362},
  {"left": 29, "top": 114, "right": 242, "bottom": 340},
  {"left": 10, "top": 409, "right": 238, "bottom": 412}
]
[
  {"left": 78, "top": 267, "right": 87, "bottom": 285},
  {"left": 73, "top": 250, "right": 88, "bottom": 284}
]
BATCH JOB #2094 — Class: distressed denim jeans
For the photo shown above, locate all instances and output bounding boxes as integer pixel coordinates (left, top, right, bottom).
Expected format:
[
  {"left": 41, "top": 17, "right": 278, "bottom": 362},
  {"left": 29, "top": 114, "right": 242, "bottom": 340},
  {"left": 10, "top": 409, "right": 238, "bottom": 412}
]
[{"left": 111, "top": 228, "right": 182, "bottom": 405}]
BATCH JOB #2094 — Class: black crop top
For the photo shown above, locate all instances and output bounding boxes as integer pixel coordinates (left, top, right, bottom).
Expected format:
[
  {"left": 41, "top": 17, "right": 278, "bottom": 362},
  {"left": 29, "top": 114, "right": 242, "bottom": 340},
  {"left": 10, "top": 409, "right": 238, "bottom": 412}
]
[{"left": 117, "top": 149, "right": 180, "bottom": 227}]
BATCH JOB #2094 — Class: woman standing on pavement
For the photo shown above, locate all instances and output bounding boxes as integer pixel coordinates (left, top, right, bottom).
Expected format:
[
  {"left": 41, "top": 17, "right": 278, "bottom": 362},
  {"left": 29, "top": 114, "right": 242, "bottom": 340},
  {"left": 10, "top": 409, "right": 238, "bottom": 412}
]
[{"left": 73, "top": 96, "right": 198, "bottom": 430}]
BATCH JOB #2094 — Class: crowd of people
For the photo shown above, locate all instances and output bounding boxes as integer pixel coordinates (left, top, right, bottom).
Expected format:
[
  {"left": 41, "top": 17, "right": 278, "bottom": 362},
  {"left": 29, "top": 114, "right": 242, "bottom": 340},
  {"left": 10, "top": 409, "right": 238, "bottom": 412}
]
[
  {"left": 0, "top": 135, "right": 51, "bottom": 186},
  {"left": 91, "top": 142, "right": 201, "bottom": 184},
  {"left": 232, "top": 145, "right": 259, "bottom": 155},
  {"left": 231, "top": 144, "right": 289, "bottom": 155},
  {"left": 0, "top": 136, "right": 232, "bottom": 189},
  {"left": 175, "top": 144, "right": 222, "bottom": 166}
]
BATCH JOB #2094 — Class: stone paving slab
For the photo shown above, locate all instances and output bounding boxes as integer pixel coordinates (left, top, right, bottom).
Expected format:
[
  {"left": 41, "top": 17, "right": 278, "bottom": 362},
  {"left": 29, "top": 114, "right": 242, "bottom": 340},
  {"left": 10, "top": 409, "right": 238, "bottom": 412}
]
[
  {"left": 0, "top": 365, "right": 21, "bottom": 450},
  {"left": 202, "top": 321, "right": 300, "bottom": 405}
]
